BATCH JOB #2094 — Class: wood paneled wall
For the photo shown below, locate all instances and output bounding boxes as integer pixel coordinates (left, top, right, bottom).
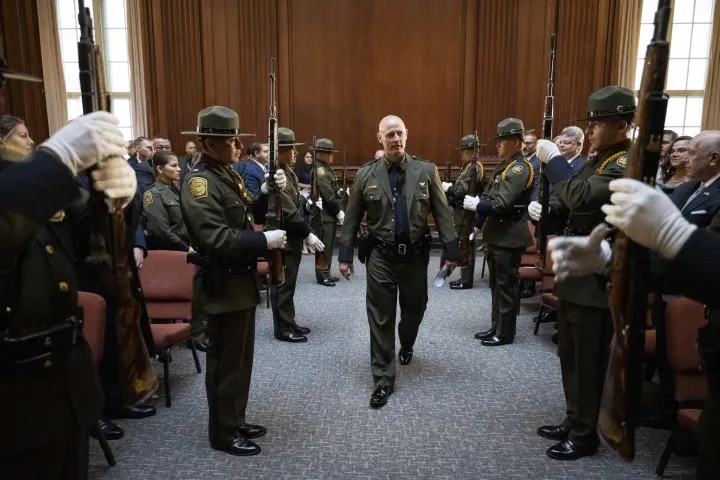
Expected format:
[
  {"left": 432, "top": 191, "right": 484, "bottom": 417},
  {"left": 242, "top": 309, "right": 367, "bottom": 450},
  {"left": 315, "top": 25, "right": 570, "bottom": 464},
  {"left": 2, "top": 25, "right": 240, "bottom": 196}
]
[
  {"left": 0, "top": 0, "right": 49, "bottom": 142},
  {"left": 141, "top": 0, "right": 635, "bottom": 166}
]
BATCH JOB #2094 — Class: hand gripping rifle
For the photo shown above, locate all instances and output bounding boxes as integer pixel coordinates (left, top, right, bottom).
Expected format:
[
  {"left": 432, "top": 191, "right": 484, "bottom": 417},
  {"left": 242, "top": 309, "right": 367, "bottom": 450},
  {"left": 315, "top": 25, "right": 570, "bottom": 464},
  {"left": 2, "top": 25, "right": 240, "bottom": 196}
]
[
  {"left": 598, "top": 0, "right": 671, "bottom": 460},
  {"left": 77, "top": 0, "right": 157, "bottom": 405},
  {"left": 265, "top": 58, "right": 285, "bottom": 285},
  {"left": 457, "top": 131, "right": 482, "bottom": 269},
  {"left": 535, "top": 0, "right": 559, "bottom": 270},
  {"left": 310, "top": 136, "right": 330, "bottom": 271}
]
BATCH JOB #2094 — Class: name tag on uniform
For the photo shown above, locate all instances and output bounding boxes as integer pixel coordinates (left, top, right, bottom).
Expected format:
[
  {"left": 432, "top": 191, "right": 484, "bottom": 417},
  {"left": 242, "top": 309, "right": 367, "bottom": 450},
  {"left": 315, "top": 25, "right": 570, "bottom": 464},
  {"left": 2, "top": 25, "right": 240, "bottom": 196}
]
[
  {"left": 690, "top": 210, "right": 707, "bottom": 215},
  {"left": 368, "top": 185, "right": 377, "bottom": 189}
]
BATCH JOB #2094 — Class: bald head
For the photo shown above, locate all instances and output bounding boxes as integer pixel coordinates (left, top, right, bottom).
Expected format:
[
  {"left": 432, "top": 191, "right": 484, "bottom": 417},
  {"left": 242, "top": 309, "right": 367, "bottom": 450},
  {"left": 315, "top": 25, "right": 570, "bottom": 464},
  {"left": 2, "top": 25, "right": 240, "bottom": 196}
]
[
  {"left": 185, "top": 141, "right": 197, "bottom": 156},
  {"left": 377, "top": 115, "right": 408, "bottom": 162},
  {"left": 686, "top": 130, "right": 720, "bottom": 182}
]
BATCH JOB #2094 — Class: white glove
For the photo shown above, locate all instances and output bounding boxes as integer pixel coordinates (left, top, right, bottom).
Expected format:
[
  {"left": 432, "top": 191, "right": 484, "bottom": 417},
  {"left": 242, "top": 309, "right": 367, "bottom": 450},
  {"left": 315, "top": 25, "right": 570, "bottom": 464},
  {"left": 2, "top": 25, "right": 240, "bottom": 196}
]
[
  {"left": 536, "top": 139, "right": 562, "bottom": 164},
  {"left": 528, "top": 200, "right": 542, "bottom": 221},
  {"left": 336, "top": 210, "right": 345, "bottom": 225},
  {"left": 548, "top": 224, "right": 613, "bottom": 282},
  {"left": 337, "top": 188, "right": 345, "bottom": 196},
  {"left": 463, "top": 195, "right": 480, "bottom": 211},
  {"left": 307, "top": 197, "right": 323, "bottom": 211},
  {"left": 41, "top": 112, "right": 127, "bottom": 175},
  {"left": 469, "top": 226, "right": 479, "bottom": 241},
  {"left": 261, "top": 170, "right": 287, "bottom": 194},
  {"left": 91, "top": 156, "right": 137, "bottom": 210},
  {"left": 263, "top": 229, "right": 287, "bottom": 249},
  {"left": 441, "top": 181, "right": 453, "bottom": 192},
  {"left": 305, "top": 232, "right": 325, "bottom": 253},
  {"left": 346, "top": 187, "right": 350, "bottom": 196},
  {"left": 602, "top": 178, "right": 697, "bottom": 259}
]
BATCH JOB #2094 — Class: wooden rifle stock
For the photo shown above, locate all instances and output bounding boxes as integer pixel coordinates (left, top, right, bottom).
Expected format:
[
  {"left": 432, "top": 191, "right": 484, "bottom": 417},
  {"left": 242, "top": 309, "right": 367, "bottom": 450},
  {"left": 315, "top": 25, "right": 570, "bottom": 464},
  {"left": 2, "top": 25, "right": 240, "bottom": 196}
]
[
  {"left": 341, "top": 150, "right": 348, "bottom": 210},
  {"left": 535, "top": 2, "right": 559, "bottom": 269},
  {"left": 457, "top": 131, "right": 482, "bottom": 268},
  {"left": 265, "top": 58, "right": 285, "bottom": 285},
  {"left": 77, "top": 0, "right": 157, "bottom": 406},
  {"left": 310, "top": 136, "right": 330, "bottom": 271},
  {"left": 598, "top": 0, "right": 671, "bottom": 460}
]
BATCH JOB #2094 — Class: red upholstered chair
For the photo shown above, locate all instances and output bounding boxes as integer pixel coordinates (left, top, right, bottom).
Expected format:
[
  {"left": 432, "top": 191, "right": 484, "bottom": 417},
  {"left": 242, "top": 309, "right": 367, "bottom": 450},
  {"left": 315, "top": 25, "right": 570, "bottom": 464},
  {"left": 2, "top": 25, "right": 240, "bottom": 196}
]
[
  {"left": 533, "top": 236, "right": 558, "bottom": 334},
  {"left": 77, "top": 292, "right": 116, "bottom": 467},
  {"left": 655, "top": 297, "right": 707, "bottom": 476},
  {"left": 138, "top": 250, "right": 201, "bottom": 407}
]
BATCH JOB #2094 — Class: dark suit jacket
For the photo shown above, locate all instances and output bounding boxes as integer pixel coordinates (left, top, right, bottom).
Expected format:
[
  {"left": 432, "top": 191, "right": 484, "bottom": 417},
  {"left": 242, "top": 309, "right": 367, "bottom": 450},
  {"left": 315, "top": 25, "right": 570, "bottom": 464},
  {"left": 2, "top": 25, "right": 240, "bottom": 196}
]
[
  {"left": 671, "top": 179, "right": 720, "bottom": 232},
  {"left": 528, "top": 154, "right": 540, "bottom": 201},
  {"left": 240, "top": 160, "right": 266, "bottom": 200},
  {"left": 128, "top": 157, "right": 154, "bottom": 194},
  {"left": 534, "top": 155, "right": 586, "bottom": 234}
]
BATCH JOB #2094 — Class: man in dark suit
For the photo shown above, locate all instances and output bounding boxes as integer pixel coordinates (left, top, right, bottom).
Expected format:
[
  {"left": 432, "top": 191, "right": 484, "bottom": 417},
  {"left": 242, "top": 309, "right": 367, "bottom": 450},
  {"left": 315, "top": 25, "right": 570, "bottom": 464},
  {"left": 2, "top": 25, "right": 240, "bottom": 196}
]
[
  {"left": 523, "top": 133, "right": 540, "bottom": 200},
  {"left": 127, "top": 136, "right": 155, "bottom": 193},
  {"left": 178, "top": 141, "right": 197, "bottom": 178},
  {"left": 240, "top": 142, "right": 268, "bottom": 200}
]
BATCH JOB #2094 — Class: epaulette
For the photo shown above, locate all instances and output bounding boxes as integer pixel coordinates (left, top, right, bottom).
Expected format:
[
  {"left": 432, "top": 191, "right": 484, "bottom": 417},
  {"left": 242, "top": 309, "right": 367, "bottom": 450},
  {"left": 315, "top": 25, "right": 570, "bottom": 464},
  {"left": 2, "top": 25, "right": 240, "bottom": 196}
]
[
  {"left": 596, "top": 151, "right": 627, "bottom": 173},
  {"left": 361, "top": 158, "right": 378, "bottom": 168},
  {"left": 190, "top": 162, "right": 208, "bottom": 174},
  {"left": 412, "top": 155, "right": 430, "bottom": 163}
]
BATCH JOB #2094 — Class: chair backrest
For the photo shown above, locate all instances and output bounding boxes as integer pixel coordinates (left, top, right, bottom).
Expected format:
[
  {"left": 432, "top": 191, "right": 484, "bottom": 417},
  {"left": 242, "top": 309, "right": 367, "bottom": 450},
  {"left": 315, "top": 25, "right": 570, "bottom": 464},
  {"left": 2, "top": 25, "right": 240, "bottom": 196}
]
[
  {"left": 665, "top": 297, "right": 707, "bottom": 403},
  {"left": 77, "top": 292, "right": 106, "bottom": 366},
  {"left": 138, "top": 250, "right": 195, "bottom": 301}
]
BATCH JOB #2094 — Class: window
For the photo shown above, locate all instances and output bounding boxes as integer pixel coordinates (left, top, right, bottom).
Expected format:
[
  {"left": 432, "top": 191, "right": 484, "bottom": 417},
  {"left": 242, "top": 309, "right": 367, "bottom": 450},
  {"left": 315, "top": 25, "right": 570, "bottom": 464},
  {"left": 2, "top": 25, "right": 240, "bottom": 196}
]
[
  {"left": 57, "top": 0, "right": 133, "bottom": 141},
  {"left": 636, "top": 0, "right": 715, "bottom": 136}
]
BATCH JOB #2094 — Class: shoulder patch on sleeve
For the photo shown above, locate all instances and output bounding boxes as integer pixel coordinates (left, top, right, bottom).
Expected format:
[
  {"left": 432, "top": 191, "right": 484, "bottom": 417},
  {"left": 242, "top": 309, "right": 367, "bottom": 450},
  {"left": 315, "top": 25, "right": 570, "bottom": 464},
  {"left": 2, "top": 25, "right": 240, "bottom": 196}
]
[
  {"left": 189, "top": 177, "right": 208, "bottom": 200},
  {"left": 617, "top": 155, "right": 627, "bottom": 167},
  {"left": 318, "top": 167, "right": 325, "bottom": 176},
  {"left": 511, "top": 164, "right": 524, "bottom": 174},
  {"left": 143, "top": 191, "right": 153, "bottom": 207}
]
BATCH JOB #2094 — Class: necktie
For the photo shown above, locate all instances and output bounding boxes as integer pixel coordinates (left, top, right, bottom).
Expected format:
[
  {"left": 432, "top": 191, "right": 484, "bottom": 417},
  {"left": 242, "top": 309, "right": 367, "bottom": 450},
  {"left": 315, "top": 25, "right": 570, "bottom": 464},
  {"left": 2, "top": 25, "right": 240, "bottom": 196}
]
[
  {"left": 389, "top": 165, "right": 407, "bottom": 241},
  {"left": 682, "top": 184, "right": 705, "bottom": 212}
]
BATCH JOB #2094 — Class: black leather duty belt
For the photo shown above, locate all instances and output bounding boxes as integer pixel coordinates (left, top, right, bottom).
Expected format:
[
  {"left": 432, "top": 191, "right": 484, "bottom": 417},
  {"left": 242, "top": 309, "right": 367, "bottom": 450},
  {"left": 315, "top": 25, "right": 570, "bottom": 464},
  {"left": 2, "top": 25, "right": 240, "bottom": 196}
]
[{"left": 373, "top": 238, "right": 426, "bottom": 257}]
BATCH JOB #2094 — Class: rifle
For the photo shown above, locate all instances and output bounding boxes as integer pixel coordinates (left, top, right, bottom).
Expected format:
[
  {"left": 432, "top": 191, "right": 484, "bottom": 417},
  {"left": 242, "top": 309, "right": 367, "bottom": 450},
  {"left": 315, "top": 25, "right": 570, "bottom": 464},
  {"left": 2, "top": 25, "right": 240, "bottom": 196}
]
[
  {"left": 310, "top": 136, "right": 330, "bottom": 271},
  {"left": 265, "top": 58, "right": 285, "bottom": 285},
  {"left": 457, "top": 131, "right": 482, "bottom": 269},
  {"left": 535, "top": 0, "right": 559, "bottom": 270},
  {"left": 77, "top": 0, "right": 157, "bottom": 406},
  {"left": 340, "top": 150, "right": 348, "bottom": 210},
  {"left": 598, "top": 0, "right": 671, "bottom": 460},
  {"left": 443, "top": 141, "right": 453, "bottom": 183}
]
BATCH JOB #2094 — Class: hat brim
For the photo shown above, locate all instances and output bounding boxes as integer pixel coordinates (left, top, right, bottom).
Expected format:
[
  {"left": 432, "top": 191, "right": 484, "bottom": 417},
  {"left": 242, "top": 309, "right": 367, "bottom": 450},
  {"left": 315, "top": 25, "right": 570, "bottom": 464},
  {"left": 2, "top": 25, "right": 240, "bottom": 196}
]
[
  {"left": 456, "top": 144, "right": 486, "bottom": 150},
  {"left": 181, "top": 130, "right": 255, "bottom": 137},
  {"left": 278, "top": 142, "right": 305, "bottom": 147},
  {"left": 315, "top": 148, "right": 339, "bottom": 153},
  {"left": 571, "top": 110, "right": 637, "bottom": 123},
  {"left": 489, "top": 129, "right": 534, "bottom": 140}
]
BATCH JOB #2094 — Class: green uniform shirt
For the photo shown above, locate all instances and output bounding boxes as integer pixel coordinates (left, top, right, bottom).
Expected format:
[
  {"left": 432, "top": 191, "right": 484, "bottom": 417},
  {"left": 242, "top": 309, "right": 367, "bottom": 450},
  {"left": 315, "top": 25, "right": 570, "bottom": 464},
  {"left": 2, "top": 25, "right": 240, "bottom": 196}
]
[
  {"left": 315, "top": 159, "right": 343, "bottom": 223},
  {"left": 477, "top": 152, "right": 534, "bottom": 249},
  {"left": 143, "top": 182, "right": 189, "bottom": 251},
  {"left": 280, "top": 164, "right": 312, "bottom": 245},
  {"left": 546, "top": 139, "right": 631, "bottom": 308},
  {"left": 180, "top": 155, "right": 268, "bottom": 314},
  {"left": 338, "top": 153, "right": 458, "bottom": 261}
]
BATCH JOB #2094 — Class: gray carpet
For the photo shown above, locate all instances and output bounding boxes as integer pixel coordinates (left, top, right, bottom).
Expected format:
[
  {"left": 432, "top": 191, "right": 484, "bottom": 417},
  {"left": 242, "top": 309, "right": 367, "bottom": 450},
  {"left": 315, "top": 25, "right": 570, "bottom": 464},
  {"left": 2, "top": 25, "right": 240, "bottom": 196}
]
[{"left": 89, "top": 252, "right": 696, "bottom": 479}]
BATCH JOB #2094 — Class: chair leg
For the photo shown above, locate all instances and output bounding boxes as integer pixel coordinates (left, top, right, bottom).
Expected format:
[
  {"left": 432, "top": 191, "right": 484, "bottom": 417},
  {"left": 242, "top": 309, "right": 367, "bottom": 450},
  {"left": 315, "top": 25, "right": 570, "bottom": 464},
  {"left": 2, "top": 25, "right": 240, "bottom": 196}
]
[
  {"left": 480, "top": 256, "right": 486, "bottom": 279},
  {"left": 266, "top": 275, "right": 270, "bottom": 308},
  {"left": 534, "top": 305, "right": 546, "bottom": 335},
  {"left": 189, "top": 339, "right": 202, "bottom": 373},
  {"left": 163, "top": 348, "right": 172, "bottom": 408},
  {"left": 92, "top": 421, "right": 117, "bottom": 467},
  {"left": 656, "top": 427, "right": 681, "bottom": 476}
]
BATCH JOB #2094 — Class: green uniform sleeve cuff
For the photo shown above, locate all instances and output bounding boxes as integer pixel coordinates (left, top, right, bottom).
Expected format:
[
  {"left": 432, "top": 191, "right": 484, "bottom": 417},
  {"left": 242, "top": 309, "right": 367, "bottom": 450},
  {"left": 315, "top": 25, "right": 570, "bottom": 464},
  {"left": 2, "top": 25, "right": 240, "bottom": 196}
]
[
  {"left": 238, "top": 231, "right": 268, "bottom": 257},
  {"left": 442, "top": 239, "right": 459, "bottom": 261},
  {"left": 338, "top": 245, "right": 354, "bottom": 262}
]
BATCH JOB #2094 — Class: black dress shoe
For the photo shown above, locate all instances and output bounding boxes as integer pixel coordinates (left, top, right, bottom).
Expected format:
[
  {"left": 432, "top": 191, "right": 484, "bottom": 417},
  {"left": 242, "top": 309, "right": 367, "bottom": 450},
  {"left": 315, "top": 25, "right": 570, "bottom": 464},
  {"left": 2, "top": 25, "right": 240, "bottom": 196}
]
[
  {"left": 90, "top": 419, "right": 124, "bottom": 441},
  {"left": 399, "top": 348, "right": 413, "bottom": 365},
  {"left": 212, "top": 438, "right": 261, "bottom": 457},
  {"left": 537, "top": 423, "right": 571, "bottom": 441},
  {"left": 295, "top": 326, "right": 311, "bottom": 335},
  {"left": 329, "top": 276, "right": 340, "bottom": 282},
  {"left": 317, "top": 279, "right": 336, "bottom": 287},
  {"left": 449, "top": 280, "right": 473, "bottom": 290},
  {"left": 474, "top": 328, "right": 495, "bottom": 340},
  {"left": 370, "top": 386, "right": 394, "bottom": 409},
  {"left": 275, "top": 333, "right": 308, "bottom": 343},
  {"left": 238, "top": 423, "right": 267, "bottom": 439},
  {"left": 480, "top": 335, "right": 513, "bottom": 346},
  {"left": 551, "top": 332, "right": 559, "bottom": 345},
  {"left": 546, "top": 438, "right": 599, "bottom": 460},
  {"left": 108, "top": 404, "right": 156, "bottom": 419}
]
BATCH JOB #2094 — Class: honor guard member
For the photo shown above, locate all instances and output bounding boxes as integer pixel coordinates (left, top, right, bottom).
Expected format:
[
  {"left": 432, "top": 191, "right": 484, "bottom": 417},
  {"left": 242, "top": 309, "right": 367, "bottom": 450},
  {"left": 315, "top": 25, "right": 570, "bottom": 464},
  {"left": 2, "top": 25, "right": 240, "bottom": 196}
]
[
  {"left": 338, "top": 115, "right": 458, "bottom": 409},
  {"left": 442, "top": 133, "right": 485, "bottom": 290},
  {"left": 143, "top": 150, "right": 189, "bottom": 251},
  {"left": 463, "top": 118, "right": 534, "bottom": 346},
  {"left": 313, "top": 138, "right": 345, "bottom": 286},
  {"left": 271, "top": 128, "right": 325, "bottom": 342},
  {"left": 180, "top": 106, "right": 288, "bottom": 457},
  {"left": 532, "top": 86, "right": 635, "bottom": 461},
  {"left": 549, "top": 174, "right": 720, "bottom": 479},
  {"left": 0, "top": 112, "right": 131, "bottom": 478}
]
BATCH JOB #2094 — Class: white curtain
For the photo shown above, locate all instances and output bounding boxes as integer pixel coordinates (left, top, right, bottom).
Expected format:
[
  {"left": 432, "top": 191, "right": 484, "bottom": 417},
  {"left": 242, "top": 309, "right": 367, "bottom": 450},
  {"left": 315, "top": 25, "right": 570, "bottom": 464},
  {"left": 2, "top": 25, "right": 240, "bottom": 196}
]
[
  {"left": 37, "top": 0, "right": 68, "bottom": 134},
  {"left": 126, "top": 0, "right": 148, "bottom": 137}
]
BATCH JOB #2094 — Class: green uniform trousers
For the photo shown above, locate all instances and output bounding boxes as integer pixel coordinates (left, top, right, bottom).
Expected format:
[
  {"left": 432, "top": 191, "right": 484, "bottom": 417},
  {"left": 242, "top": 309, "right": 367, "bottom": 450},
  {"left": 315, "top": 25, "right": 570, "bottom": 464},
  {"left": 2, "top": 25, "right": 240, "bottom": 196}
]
[
  {"left": 557, "top": 300, "right": 612, "bottom": 446},
  {"left": 0, "top": 427, "right": 88, "bottom": 480},
  {"left": 271, "top": 239, "right": 303, "bottom": 337},
  {"left": 366, "top": 247, "right": 429, "bottom": 387},
  {"left": 315, "top": 220, "right": 337, "bottom": 282},
  {"left": 459, "top": 241, "right": 477, "bottom": 285},
  {"left": 486, "top": 246, "right": 524, "bottom": 338},
  {"left": 205, "top": 309, "right": 255, "bottom": 446}
]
